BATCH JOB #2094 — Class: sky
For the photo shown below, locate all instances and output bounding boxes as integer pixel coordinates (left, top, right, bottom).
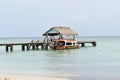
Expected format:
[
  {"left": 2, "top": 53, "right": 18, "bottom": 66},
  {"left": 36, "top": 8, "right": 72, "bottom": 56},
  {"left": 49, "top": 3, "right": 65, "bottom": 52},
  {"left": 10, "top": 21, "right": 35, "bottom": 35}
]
[{"left": 0, "top": 0, "right": 120, "bottom": 37}]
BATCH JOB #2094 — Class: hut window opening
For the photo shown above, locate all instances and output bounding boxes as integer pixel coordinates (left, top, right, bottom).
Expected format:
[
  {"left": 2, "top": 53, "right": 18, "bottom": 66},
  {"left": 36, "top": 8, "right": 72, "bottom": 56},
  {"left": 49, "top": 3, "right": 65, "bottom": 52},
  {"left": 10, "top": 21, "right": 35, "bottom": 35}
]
[{"left": 66, "top": 42, "right": 72, "bottom": 46}]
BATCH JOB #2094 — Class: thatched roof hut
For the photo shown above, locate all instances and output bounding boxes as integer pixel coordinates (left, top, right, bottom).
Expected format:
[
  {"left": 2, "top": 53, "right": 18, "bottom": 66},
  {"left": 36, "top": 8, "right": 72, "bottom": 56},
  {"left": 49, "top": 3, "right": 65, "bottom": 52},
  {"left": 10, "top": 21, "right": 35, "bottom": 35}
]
[{"left": 43, "top": 26, "right": 78, "bottom": 36}]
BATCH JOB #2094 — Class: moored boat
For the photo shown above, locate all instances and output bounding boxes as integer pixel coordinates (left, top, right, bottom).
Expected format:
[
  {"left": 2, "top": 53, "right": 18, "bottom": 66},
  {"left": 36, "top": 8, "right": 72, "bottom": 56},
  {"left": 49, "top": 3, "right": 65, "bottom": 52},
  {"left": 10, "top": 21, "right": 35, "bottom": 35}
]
[{"left": 49, "top": 39, "right": 79, "bottom": 50}]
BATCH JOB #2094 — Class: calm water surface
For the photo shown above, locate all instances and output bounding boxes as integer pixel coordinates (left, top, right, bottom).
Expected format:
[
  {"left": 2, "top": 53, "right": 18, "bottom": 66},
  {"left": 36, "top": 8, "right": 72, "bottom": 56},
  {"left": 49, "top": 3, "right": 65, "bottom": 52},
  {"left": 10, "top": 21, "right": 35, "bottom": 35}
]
[{"left": 0, "top": 37, "right": 120, "bottom": 80}]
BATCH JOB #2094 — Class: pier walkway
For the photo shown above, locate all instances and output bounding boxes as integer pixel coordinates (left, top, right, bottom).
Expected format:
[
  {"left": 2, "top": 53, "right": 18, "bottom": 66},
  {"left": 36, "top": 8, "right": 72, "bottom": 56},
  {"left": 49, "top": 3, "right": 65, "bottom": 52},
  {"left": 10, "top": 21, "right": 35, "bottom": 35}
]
[
  {"left": 77, "top": 41, "right": 96, "bottom": 47},
  {"left": 0, "top": 41, "right": 96, "bottom": 52}
]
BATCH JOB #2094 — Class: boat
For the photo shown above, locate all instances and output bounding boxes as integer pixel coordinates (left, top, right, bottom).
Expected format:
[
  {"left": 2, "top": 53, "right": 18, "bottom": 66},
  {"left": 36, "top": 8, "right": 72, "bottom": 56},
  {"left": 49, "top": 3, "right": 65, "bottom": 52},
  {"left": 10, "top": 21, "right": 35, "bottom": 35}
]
[{"left": 49, "top": 39, "right": 79, "bottom": 50}]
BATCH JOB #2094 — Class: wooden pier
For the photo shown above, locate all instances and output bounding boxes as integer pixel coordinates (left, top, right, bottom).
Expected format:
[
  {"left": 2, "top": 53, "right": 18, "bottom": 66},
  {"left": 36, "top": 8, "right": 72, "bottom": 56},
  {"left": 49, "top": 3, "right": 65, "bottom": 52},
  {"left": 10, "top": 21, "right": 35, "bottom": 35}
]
[
  {"left": 0, "top": 42, "right": 49, "bottom": 52},
  {"left": 0, "top": 41, "right": 96, "bottom": 52},
  {"left": 77, "top": 41, "right": 96, "bottom": 47}
]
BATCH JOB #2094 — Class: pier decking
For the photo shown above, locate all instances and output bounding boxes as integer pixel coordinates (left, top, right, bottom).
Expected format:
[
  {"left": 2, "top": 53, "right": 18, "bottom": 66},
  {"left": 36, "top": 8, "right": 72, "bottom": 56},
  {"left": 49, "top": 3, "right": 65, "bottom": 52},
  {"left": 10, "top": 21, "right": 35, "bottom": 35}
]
[
  {"left": 0, "top": 41, "right": 96, "bottom": 52},
  {"left": 77, "top": 41, "right": 96, "bottom": 47},
  {"left": 0, "top": 42, "right": 49, "bottom": 52}
]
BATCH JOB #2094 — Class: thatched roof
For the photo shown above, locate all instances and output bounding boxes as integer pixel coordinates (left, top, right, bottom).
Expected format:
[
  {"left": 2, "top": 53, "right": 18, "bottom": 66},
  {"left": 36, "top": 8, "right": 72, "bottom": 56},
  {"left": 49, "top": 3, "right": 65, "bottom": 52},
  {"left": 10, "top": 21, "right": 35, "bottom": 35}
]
[{"left": 43, "top": 26, "right": 78, "bottom": 36}]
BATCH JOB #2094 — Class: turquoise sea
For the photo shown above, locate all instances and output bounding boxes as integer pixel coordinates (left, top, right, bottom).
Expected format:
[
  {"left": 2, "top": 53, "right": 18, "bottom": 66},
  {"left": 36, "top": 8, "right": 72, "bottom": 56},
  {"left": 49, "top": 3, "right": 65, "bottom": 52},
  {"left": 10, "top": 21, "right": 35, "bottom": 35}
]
[{"left": 0, "top": 37, "right": 120, "bottom": 80}]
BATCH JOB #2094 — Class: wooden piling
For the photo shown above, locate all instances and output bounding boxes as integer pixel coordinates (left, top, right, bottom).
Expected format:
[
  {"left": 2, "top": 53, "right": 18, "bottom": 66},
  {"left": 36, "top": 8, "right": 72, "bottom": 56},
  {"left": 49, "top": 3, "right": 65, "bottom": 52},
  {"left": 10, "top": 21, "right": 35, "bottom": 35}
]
[
  {"left": 92, "top": 42, "right": 96, "bottom": 47},
  {"left": 36, "top": 45, "right": 39, "bottom": 50},
  {"left": 6, "top": 45, "right": 13, "bottom": 52},
  {"left": 41, "top": 44, "right": 44, "bottom": 50},
  {"left": 10, "top": 45, "right": 13, "bottom": 52},
  {"left": 41, "top": 43, "right": 49, "bottom": 50},
  {"left": 32, "top": 45, "right": 35, "bottom": 50},
  {"left": 81, "top": 43, "right": 85, "bottom": 47},
  {"left": 45, "top": 44, "right": 48, "bottom": 50},
  {"left": 27, "top": 45, "right": 30, "bottom": 50},
  {"left": 22, "top": 45, "right": 25, "bottom": 51},
  {"left": 6, "top": 46, "right": 9, "bottom": 52}
]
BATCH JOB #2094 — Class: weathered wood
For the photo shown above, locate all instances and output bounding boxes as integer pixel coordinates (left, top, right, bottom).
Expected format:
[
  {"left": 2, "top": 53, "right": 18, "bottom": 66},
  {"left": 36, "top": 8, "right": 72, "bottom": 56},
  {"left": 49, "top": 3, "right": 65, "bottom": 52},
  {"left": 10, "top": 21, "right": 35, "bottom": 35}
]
[
  {"left": 10, "top": 45, "right": 13, "bottom": 52},
  {"left": 41, "top": 44, "right": 44, "bottom": 50},
  {"left": 6, "top": 45, "right": 13, "bottom": 52},
  {"left": 36, "top": 45, "right": 39, "bottom": 50},
  {"left": 22, "top": 45, "right": 25, "bottom": 51},
  {"left": 0, "top": 43, "right": 43, "bottom": 46},
  {"left": 0, "top": 41, "right": 96, "bottom": 52},
  {"left": 6, "top": 46, "right": 9, "bottom": 52},
  {"left": 41, "top": 43, "right": 49, "bottom": 50},
  {"left": 27, "top": 45, "right": 30, "bottom": 50},
  {"left": 77, "top": 41, "right": 96, "bottom": 47},
  {"left": 45, "top": 44, "right": 48, "bottom": 50},
  {"left": 81, "top": 43, "right": 85, "bottom": 47},
  {"left": 32, "top": 45, "right": 35, "bottom": 50},
  {"left": 92, "top": 42, "right": 96, "bottom": 47}
]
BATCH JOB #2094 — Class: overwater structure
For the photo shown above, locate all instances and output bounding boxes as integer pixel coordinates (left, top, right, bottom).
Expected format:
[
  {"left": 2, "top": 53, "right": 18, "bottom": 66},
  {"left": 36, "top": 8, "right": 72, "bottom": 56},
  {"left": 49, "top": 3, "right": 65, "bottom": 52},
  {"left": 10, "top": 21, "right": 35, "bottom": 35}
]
[
  {"left": 42, "top": 26, "right": 80, "bottom": 50},
  {"left": 0, "top": 26, "right": 96, "bottom": 52}
]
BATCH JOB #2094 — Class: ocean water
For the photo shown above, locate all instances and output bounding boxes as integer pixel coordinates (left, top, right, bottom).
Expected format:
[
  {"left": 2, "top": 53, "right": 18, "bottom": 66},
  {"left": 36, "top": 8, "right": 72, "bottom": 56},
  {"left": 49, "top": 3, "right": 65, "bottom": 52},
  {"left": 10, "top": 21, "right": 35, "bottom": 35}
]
[{"left": 0, "top": 37, "right": 120, "bottom": 80}]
